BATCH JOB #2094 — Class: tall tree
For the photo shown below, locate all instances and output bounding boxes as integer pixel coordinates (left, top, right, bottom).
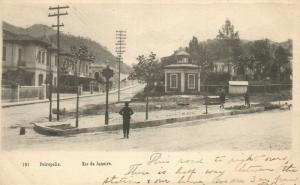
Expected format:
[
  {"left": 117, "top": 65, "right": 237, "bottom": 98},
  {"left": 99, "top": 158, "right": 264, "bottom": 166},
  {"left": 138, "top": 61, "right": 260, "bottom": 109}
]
[
  {"left": 187, "top": 36, "right": 200, "bottom": 61},
  {"left": 216, "top": 19, "right": 240, "bottom": 41},
  {"left": 129, "top": 52, "right": 163, "bottom": 87},
  {"left": 216, "top": 19, "right": 242, "bottom": 79},
  {"left": 272, "top": 46, "right": 290, "bottom": 81},
  {"left": 234, "top": 55, "right": 255, "bottom": 80},
  {"left": 251, "top": 39, "right": 272, "bottom": 80},
  {"left": 186, "top": 36, "right": 213, "bottom": 84}
]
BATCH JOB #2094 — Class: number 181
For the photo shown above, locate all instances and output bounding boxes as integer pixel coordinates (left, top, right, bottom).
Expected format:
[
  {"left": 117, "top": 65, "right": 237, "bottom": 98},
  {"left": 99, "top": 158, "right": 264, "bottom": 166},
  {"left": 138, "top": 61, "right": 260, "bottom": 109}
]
[{"left": 22, "top": 162, "right": 29, "bottom": 167}]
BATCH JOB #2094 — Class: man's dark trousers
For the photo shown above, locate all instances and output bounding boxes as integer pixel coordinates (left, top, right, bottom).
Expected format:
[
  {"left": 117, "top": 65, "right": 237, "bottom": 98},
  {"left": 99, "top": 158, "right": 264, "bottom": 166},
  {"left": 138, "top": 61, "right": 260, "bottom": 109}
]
[{"left": 123, "top": 118, "right": 130, "bottom": 138}]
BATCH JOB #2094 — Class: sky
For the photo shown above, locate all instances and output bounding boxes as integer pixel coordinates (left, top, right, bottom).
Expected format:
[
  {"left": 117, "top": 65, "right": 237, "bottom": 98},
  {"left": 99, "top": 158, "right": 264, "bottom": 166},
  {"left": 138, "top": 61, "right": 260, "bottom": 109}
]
[{"left": 1, "top": 0, "right": 299, "bottom": 66}]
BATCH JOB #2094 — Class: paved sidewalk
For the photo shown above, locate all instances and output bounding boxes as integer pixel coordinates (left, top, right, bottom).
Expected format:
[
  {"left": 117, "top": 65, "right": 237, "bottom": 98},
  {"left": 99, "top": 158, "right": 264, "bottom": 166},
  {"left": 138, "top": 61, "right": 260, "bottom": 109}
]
[
  {"left": 38, "top": 101, "right": 262, "bottom": 129},
  {"left": 37, "top": 98, "right": 292, "bottom": 128},
  {"left": 1, "top": 83, "right": 140, "bottom": 108}
]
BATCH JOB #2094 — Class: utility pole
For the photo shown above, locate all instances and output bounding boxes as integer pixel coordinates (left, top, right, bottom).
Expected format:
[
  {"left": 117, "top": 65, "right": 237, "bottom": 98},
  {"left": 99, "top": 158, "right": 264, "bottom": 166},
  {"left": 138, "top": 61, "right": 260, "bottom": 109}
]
[
  {"left": 75, "top": 58, "right": 80, "bottom": 127},
  {"left": 70, "top": 46, "right": 81, "bottom": 128},
  {"left": 115, "top": 30, "right": 126, "bottom": 102},
  {"left": 48, "top": 5, "right": 69, "bottom": 121},
  {"left": 48, "top": 50, "right": 53, "bottom": 121}
]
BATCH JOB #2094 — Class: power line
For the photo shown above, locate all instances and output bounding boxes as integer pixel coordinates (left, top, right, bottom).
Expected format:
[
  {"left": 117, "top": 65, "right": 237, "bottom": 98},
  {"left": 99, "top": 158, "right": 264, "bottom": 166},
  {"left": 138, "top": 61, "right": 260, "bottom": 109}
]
[
  {"left": 71, "top": 7, "right": 100, "bottom": 39},
  {"left": 69, "top": 6, "right": 107, "bottom": 54}
]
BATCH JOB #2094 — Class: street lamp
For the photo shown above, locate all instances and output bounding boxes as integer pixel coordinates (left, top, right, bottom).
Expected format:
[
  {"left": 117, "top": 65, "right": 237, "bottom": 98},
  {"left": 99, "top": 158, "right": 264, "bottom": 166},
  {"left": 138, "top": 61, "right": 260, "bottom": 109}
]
[{"left": 102, "top": 65, "right": 114, "bottom": 125}]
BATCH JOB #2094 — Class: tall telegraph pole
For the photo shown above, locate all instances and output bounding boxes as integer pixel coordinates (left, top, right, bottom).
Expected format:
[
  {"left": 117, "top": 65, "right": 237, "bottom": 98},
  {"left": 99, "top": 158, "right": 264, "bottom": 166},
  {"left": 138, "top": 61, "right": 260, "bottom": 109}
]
[
  {"left": 48, "top": 50, "right": 53, "bottom": 121},
  {"left": 115, "top": 30, "right": 126, "bottom": 102},
  {"left": 48, "top": 5, "right": 69, "bottom": 120}
]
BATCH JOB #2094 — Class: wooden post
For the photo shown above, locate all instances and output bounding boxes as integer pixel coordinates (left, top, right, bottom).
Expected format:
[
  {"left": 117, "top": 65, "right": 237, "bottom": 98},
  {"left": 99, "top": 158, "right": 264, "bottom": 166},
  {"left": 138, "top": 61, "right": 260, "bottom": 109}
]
[
  {"left": 278, "top": 84, "right": 281, "bottom": 105},
  {"left": 75, "top": 61, "right": 79, "bottom": 128},
  {"left": 205, "top": 85, "right": 208, "bottom": 114},
  {"left": 146, "top": 95, "right": 149, "bottom": 120},
  {"left": 16, "top": 84, "right": 20, "bottom": 102},
  {"left": 48, "top": 5, "right": 69, "bottom": 121},
  {"left": 105, "top": 79, "right": 109, "bottom": 125}
]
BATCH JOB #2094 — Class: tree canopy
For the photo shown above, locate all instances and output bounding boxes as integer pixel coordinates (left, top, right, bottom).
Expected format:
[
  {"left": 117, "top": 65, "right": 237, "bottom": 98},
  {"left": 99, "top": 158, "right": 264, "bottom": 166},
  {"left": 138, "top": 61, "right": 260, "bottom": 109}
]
[
  {"left": 216, "top": 19, "right": 240, "bottom": 41},
  {"left": 182, "top": 19, "right": 292, "bottom": 82},
  {"left": 144, "top": 19, "right": 292, "bottom": 85},
  {"left": 129, "top": 52, "right": 164, "bottom": 86}
]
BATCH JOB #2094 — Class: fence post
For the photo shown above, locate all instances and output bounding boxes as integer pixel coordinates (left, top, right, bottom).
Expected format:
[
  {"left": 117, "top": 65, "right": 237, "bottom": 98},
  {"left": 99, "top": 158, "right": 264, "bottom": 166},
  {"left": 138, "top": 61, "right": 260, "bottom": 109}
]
[
  {"left": 278, "top": 84, "right": 281, "bottom": 105},
  {"left": 16, "top": 84, "right": 20, "bottom": 102},
  {"left": 205, "top": 85, "right": 208, "bottom": 114},
  {"left": 90, "top": 83, "right": 92, "bottom": 94}
]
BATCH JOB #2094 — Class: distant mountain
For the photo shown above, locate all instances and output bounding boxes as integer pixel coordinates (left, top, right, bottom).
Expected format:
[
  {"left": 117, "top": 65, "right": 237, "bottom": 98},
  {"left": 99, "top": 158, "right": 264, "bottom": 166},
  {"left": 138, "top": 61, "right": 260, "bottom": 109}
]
[
  {"left": 2, "top": 21, "right": 27, "bottom": 34},
  {"left": 2, "top": 21, "right": 132, "bottom": 73},
  {"left": 26, "top": 24, "right": 56, "bottom": 37}
]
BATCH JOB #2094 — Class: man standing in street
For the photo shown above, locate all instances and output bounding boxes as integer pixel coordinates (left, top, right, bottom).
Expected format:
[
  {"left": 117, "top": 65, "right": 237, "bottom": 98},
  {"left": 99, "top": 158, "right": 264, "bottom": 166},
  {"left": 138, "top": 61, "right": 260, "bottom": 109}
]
[
  {"left": 219, "top": 89, "right": 226, "bottom": 109},
  {"left": 119, "top": 102, "right": 134, "bottom": 138}
]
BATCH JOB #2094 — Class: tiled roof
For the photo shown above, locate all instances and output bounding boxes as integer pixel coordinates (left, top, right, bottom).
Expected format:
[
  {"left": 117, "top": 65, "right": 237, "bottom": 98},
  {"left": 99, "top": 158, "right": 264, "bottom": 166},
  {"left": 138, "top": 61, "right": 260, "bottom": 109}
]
[{"left": 3, "top": 30, "right": 51, "bottom": 47}]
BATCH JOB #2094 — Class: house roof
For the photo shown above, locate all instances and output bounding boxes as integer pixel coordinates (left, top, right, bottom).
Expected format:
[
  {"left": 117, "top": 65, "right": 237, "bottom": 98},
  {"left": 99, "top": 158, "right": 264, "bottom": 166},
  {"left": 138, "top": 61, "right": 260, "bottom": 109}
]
[
  {"left": 91, "top": 63, "right": 106, "bottom": 68},
  {"left": 175, "top": 50, "right": 190, "bottom": 56},
  {"left": 3, "top": 30, "right": 51, "bottom": 47},
  {"left": 164, "top": 63, "right": 199, "bottom": 69}
]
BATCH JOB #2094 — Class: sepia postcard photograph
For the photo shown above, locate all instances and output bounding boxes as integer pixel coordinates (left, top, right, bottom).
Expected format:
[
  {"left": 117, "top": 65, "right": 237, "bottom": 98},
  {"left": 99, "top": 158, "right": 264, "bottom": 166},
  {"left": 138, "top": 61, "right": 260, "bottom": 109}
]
[{"left": 0, "top": 0, "right": 299, "bottom": 185}]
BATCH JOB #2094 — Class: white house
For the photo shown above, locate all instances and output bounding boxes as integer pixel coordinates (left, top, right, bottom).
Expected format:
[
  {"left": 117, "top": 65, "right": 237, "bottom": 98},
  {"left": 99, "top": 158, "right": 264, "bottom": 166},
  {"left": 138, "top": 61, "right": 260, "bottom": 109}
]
[{"left": 164, "top": 49, "right": 200, "bottom": 94}]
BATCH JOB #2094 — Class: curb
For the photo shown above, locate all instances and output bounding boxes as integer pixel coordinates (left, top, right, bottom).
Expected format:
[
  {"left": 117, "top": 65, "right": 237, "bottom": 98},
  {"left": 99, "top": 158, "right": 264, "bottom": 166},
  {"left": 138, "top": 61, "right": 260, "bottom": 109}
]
[
  {"left": 33, "top": 107, "right": 265, "bottom": 136},
  {"left": 2, "top": 84, "right": 140, "bottom": 108}
]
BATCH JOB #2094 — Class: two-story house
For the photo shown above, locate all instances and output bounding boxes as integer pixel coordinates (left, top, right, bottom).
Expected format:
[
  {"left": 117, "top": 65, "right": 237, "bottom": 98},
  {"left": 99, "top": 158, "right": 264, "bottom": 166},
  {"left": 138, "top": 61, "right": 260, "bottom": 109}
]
[
  {"left": 2, "top": 30, "right": 58, "bottom": 86},
  {"left": 58, "top": 51, "right": 94, "bottom": 90}
]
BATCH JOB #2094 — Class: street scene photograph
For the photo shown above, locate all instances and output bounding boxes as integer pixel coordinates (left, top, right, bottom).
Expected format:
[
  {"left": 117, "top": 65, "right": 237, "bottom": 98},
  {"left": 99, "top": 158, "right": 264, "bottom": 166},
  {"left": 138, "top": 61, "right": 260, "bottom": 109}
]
[{"left": 0, "top": 2, "right": 294, "bottom": 151}]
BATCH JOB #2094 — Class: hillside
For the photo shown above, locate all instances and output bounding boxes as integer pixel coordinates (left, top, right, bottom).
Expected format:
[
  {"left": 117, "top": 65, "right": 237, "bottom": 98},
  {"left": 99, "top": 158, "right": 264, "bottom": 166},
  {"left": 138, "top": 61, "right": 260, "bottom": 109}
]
[
  {"left": 2, "top": 21, "right": 132, "bottom": 73},
  {"left": 26, "top": 24, "right": 56, "bottom": 37},
  {"left": 161, "top": 38, "right": 292, "bottom": 65}
]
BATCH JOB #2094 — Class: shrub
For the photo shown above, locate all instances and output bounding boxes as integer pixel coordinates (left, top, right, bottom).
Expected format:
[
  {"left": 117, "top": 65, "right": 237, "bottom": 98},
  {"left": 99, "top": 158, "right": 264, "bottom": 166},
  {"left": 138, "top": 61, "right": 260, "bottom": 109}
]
[{"left": 204, "top": 72, "right": 230, "bottom": 85}]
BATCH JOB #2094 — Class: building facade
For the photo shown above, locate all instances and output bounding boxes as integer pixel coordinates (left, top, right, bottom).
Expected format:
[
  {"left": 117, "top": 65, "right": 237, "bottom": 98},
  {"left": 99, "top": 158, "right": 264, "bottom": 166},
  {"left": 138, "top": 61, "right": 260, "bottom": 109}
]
[
  {"left": 2, "top": 30, "right": 58, "bottom": 86},
  {"left": 164, "top": 50, "right": 200, "bottom": 94},
  {"left": 58, "top": 52, "right": 94, "bottom": 91},
  {"left": 90, "top": 63, "right": 106, "bottom": 82}
]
